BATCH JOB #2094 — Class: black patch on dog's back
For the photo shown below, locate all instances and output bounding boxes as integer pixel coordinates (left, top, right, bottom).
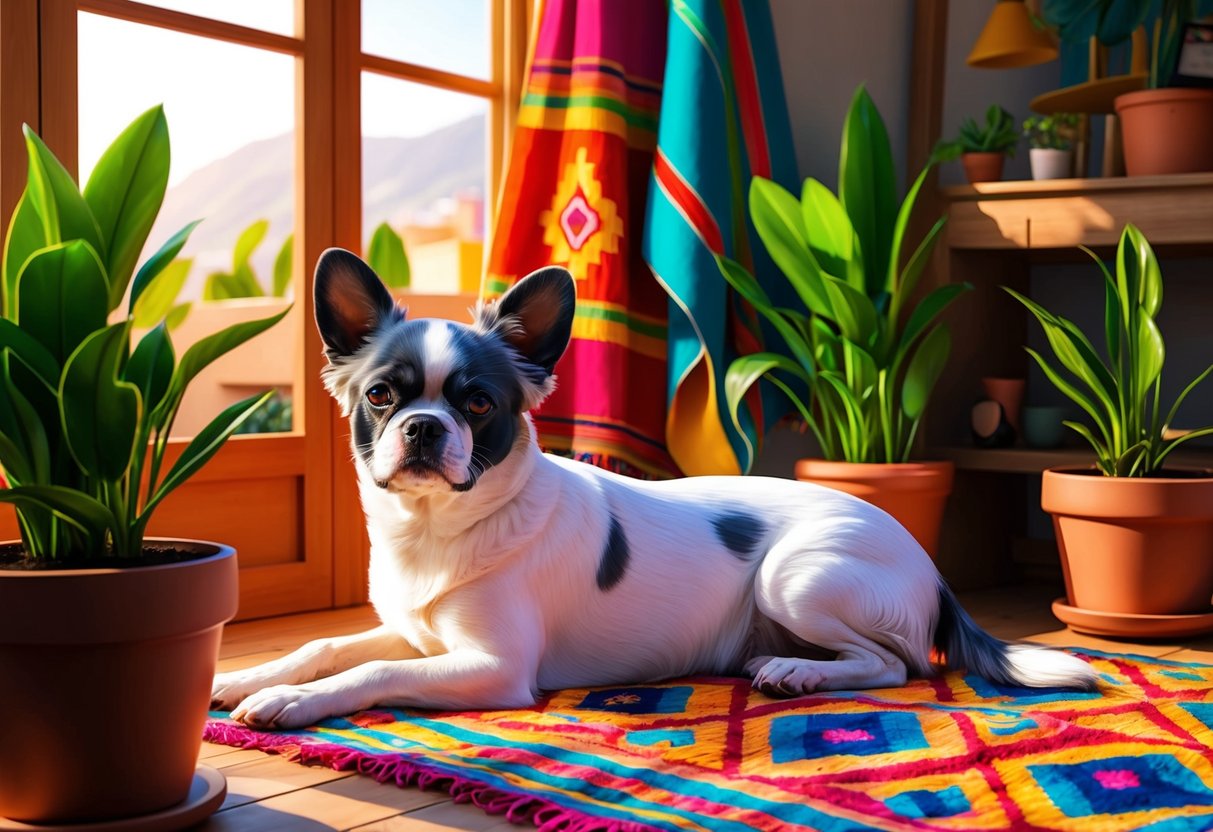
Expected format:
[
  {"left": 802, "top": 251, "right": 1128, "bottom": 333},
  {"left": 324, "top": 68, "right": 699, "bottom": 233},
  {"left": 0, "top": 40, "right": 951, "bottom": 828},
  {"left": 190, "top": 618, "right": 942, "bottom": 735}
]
[
  {"left": 712, "top": 512, "right": 766, "bottom": 560},
  {"left": 596, "top": 514, "right": 629, "bottom": 591}
]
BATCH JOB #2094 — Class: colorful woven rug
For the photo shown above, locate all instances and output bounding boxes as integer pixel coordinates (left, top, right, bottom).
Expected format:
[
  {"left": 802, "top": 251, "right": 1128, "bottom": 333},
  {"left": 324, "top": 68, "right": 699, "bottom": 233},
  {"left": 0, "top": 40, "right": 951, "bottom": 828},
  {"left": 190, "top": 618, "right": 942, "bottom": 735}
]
[{"left": 205, "top": 649, "right": 1213, "bottom": 831}]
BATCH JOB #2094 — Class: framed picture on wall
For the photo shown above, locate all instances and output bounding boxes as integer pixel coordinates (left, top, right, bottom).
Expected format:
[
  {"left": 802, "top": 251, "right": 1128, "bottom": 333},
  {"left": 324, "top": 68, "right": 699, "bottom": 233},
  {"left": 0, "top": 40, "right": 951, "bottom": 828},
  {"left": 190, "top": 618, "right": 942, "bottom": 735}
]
[{"left": 1173, "top": 23, "right": 1213, "bottom": 87}]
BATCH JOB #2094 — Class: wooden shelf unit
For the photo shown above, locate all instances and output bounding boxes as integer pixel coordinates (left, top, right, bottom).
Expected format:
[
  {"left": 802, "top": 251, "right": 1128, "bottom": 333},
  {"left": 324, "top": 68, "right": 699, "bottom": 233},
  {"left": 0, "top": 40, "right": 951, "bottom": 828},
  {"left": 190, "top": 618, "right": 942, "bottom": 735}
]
[{"left": 925, "top": 172, "right": 1213, "bottom": 590}]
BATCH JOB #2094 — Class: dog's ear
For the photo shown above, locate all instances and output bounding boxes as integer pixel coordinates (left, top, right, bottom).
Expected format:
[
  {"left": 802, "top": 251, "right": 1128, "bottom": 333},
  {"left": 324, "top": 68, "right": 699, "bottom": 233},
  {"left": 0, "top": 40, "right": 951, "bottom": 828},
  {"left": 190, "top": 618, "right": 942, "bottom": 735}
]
[
  {"left": 480, "top": 266, "right": 576, "bottom": 374},
  {"left": 313, "top": 248, "right": 402, "bottom": 359}
]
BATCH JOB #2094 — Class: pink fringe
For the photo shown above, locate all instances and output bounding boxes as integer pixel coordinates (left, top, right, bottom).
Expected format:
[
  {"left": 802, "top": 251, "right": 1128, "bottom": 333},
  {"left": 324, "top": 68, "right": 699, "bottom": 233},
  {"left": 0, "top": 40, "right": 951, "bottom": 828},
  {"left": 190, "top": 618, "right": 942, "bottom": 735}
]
[{"left": 204, "top": 720, "right": 659, "bottom": 832}]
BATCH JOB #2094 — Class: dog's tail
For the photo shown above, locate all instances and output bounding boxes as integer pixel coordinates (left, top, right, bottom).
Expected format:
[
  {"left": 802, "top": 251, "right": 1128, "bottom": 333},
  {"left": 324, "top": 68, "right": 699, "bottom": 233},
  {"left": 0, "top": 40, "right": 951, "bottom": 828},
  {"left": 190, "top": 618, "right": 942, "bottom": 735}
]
[{"left": 933, "top": 581, "right": 1098, "bottom": 690}]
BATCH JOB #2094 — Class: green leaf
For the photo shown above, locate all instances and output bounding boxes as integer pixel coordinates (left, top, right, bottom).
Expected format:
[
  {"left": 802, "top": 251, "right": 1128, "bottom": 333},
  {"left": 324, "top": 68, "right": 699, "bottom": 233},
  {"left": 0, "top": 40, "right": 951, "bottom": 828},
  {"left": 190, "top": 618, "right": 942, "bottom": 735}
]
[
  {"left": 750, "top": 177, "right": 831, "bottom": 314},
  {"left": 2, "top": 192, "right": 45, "bottom": 320},
  {"left": 59, "top": 322, "right": 141, "bottom": 482},
  {"left": 887, "top": 166, "right": 931, "bottom": 294},
  {"left": 716, "top": 255, "right": 816, "bottom": 371},
  {"left": 158, "top": 305, "right": 291, "bottom": 421},
  {"left": 0, "top": 369, "right": 50, "bottom": 484},
  {"left": 165, "top": 302, "right": 191, "bottom": 331},
  {"left": 893, "top": 214, "right": 947, "bottom": 318},
  {"left": 822, "top": 276, "right": 878, "bottom": 345},
  {"left": 0, "top": 485, "right": 117, "bottom": 540},
  {"left": 0, "top": 317, "right": 60, "bottom": 391},
  {"left": 1164, "top": 363, "right": 1213, "bottom": 435},
  {"left": 367, "top": 223, "right": 410, "bottom": 289},
  {"left": 1025, "top": 347, "right": 1113, "bottom": 443},
  {"left": 901, "top": 324, "right": 950, "bottom": 420},
  {"left": 15, "top": 241, "right": 109, "bottom": 366},
  {"left": 1117, "top": 223, "right": 1162, "bottom": 323},
  {"left": 725, "top": 353, "right": 813, "bottom": 425},
  {"left": 1133, "top": 312, "right": 1165, "bottom": 394},
  {"left": 144, "top": 390, "right": 274, "bottom": 516},
  {"left": 272, "top": 233, "right": 294, "bottom": 297},
  {"left": 839, "top": 85, "right": 897, "bottom": 298},
  {"left": 83, "top": 104, "right": 170, "bottom": 311},
  {"left": 800, "top": 179, "right": 858, "bottom": 286},
  {"left": 232, "top": 219, "right": 268, "bottom": 268},
  {"left": 1063, "top": 419, "right": 1112, "bottom": 472},
  {"left": 899, "top": 283, "right": 971, "bottom": 357},
  {"left": 129, "top": 219, "right": 201, "bottom": 311},
  {"left": 132, "top": 258, "right": 191, "bottom": 328},
  {"left": 22, "top": 126, "right": 106, "bottom": 261},
  {"left": 125, "top": 322, "right": 175, "bottom": 416}
]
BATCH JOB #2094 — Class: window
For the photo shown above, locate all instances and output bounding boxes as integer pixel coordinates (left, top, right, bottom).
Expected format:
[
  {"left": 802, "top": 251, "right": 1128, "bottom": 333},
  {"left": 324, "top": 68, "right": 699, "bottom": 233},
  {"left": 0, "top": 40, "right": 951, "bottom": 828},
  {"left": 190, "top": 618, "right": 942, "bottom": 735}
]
[{"left": 0, "top": 0, "right": 528, "bottom": 617}]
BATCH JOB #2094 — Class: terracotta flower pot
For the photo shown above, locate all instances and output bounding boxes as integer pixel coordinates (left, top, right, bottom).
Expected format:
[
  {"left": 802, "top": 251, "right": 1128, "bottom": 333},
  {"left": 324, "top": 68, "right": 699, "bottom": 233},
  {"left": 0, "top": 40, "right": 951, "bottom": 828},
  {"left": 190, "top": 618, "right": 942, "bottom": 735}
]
[
  {"left": 961, "top": 152, "right": 1005, "bottom": 184},
  {"left": 0, "top": 541, "right": 238, "bottom": 824},
  {"left": 1114, "top": 88, "right": 1213, "bottom": 176},
  {"left": 794, "top": 460, "right": 954, "bottom": 558},
  {"left": 1042, "top": 468, "right": 1213, "bottom": 625}
]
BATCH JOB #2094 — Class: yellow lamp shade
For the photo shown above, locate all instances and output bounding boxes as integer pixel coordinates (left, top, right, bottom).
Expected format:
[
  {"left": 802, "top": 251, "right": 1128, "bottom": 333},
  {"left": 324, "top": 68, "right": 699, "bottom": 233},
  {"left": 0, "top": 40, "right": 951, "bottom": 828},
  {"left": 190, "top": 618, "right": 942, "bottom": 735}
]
[{"left": 968, "top": 0, "right": 1059, "bottom": 69}]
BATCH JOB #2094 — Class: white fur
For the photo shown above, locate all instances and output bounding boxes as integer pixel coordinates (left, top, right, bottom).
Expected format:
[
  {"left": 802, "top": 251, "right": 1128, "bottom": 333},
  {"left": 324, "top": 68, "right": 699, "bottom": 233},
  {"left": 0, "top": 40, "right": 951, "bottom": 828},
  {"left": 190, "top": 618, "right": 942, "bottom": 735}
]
[{"left": 214, "top": 418, "right": 1097, "bottom": 728}]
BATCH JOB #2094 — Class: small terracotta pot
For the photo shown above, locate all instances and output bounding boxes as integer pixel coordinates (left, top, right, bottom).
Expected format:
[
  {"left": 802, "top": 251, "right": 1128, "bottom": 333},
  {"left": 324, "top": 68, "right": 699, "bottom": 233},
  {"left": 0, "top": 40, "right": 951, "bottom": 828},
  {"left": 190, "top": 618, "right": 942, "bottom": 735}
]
[
  {"left": 794, "top": 460, "right": 954, "bottom": 558},
  {"left": 961, "top": 152, "right": 1005, "bottom": 184},
  {"left": 1042, "top": 468, "right": 1213, "bottom": 617},
  {"left": 1115, "top": 88, "right": 1213, "bottom": 176},
  {"left": 0, "top": 541, "right": 238, "bottom": 824}
]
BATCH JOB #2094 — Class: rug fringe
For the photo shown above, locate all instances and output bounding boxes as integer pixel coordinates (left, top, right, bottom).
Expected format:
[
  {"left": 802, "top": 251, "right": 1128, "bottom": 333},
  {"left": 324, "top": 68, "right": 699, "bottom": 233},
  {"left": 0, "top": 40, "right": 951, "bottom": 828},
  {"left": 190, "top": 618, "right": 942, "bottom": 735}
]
[{"left": 204, "top": 720, "right": 658, "bottom": 832}]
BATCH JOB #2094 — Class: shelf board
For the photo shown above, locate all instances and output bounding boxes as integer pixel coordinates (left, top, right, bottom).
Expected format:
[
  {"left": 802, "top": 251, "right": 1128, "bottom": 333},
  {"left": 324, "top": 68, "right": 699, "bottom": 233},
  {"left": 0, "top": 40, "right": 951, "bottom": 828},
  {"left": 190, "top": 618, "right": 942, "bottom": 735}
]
[{"left": 929, "top": 445, "right": 1213, "bottom": 475}]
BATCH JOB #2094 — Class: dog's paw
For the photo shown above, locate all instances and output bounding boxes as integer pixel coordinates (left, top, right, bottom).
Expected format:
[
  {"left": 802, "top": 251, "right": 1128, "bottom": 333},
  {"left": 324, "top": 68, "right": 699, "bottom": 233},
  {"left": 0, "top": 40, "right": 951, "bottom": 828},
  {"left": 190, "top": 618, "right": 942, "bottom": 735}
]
[
  {"left": 749, "top": 657, "right": 827, "bottom": 698},
  {"left": 211, "top": 670, "right": 274, "bottom": 712},
  {"left": 230, "top": 685, "right": 339, "bottom": 729}
]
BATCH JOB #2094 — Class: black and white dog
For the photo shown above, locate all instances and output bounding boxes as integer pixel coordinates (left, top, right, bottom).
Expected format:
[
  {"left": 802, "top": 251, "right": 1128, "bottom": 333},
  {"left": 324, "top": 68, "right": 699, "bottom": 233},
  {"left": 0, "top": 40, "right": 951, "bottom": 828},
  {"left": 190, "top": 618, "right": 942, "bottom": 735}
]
[{"left": 211, "top": 250, "right": 1096, "bottom": 729}]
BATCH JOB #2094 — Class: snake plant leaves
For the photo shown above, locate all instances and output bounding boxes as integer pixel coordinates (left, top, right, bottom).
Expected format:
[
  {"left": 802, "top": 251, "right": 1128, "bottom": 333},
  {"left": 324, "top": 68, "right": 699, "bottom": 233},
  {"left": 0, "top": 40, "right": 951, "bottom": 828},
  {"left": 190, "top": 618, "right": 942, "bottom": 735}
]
[
  {"left": 750, "top": 177, "right": 831, "bottom": 315},
  {"left": 16, "top": 241, "right": 109, "bottom": 367},
  {"left": 23, "top": 127, "right": 106, "bottom": 262},
  {"left": 83, "top": 105, "right": 170, "bottom": 312},
  {"left": 898, "top": 283, "right": 971, "bottom": 358},
  {"left": 725, "top": 353, "right": 815, "bottom": 435},
  {"left": 901, "top": 325, "right": 951, "bottom": 421},
  {"left": 1, "top": 192, "right": 44, "bottom": 320},
  {"left": 272, "top": 233, "right": 294, "bottom": 297},
  {"left": 800, "top": 179, "right": 859, "bottom": 288},
  {"left": 0, "top": 318, "right": 60, "bottom": 391},
  {"left": 232, "top": 219, "right": 268, "bottom": 269},
  {"left": 1118, "top": 223, "right": 1162, "bottom": 320},
  {"left": 129, "top": 219, "right": 201, "bottom": 311},
  {"left": 0, "top": 369, "right": 50, "bottom": 485},
  {"left": 821, "top": 277, "right": 878, "bottom": 346},
  {"left": 839, "top": 85, "right": 897, "bottom": 298},
  {"left": 133, "top": 258, "right": 191, "bottom": 328},
  {"left": 60, "top": 322, "right": 141, "bottom": 482},
  {"left": 1133, "top": 312, "right": 1165, "bottom": 395},
  {"left": 125, "top": 322, "right": 175, "bottom": 415},
  {"left": 367, "top": 223, "right": 410, "bottom": 289},
  {"left": 716, "top": 255, "right": 815, "bottom": 371},
  {"left": 143, "top": 390, "right": 274, "bottom": 518},
  {"left": 0, "top": 485, "right": 117, "bottom": 542}
]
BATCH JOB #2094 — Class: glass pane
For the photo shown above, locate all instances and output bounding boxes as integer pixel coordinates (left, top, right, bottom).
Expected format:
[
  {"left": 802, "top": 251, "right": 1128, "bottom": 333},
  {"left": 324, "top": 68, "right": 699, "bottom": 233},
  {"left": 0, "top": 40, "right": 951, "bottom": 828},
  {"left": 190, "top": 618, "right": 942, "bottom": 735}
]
[
  {"left": 362, "top": 73, "right": 488, "bottom": 295},
  {"left": 362, "top": 0, "right": 489, "bottom": 80},
  {"left": 78, "top": 12, "right": 298, "bottom": 438},
  {"left": 132, "top": 1, "right": 294, "bottom": 36}
]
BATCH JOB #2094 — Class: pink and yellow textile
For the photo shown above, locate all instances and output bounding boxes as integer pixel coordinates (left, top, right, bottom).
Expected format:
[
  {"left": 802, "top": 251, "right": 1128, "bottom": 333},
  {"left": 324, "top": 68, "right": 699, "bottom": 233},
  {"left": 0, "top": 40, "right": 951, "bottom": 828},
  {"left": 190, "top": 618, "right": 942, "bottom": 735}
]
[{"left": 207, "top": 649, "right": 1213, "bottom": 831}]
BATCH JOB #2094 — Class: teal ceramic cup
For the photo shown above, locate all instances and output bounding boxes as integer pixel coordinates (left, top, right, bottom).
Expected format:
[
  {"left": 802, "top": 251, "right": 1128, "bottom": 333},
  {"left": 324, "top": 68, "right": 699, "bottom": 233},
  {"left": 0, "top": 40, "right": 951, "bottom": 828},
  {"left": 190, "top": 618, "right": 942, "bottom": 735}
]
[{"left": 1022, "top": 405, "right": 1068, "bottom": 449}]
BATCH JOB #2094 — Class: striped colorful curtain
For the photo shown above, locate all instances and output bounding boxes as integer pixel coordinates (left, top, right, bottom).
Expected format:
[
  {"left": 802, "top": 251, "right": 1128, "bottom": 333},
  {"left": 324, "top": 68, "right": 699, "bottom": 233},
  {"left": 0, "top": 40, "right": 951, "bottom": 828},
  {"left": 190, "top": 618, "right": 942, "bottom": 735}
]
[
  {"left": 643, "top": 0, "right": 799, "bottom": 476},
  {"left": 486, "top": 0, "right": 795, "bottom": 478}
]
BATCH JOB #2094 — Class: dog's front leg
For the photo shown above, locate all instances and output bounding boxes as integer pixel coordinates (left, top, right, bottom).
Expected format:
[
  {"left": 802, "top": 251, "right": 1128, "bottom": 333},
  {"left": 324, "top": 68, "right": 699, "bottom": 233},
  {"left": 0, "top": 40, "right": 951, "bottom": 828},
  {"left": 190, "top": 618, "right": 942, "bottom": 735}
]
[
  {"left": 211, "top": 625, "right": 422, "bottom": 711},
  {"left": 230, "top": 650, "right": 536, "bottom": 729}
]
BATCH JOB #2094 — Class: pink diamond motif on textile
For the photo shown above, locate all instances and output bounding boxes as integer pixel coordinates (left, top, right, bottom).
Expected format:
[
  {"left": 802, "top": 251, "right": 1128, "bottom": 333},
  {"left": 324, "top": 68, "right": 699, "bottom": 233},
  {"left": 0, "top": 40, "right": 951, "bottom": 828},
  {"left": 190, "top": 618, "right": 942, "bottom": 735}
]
[
  {"left": 1094, "top": 769, "right": 1141, "bottom": 790},
  {"left": 822, "top": 728, "right": 875, "bottom": 744},
  {"left": 560, "top": 190, "right": 600, "bottom": 252}
]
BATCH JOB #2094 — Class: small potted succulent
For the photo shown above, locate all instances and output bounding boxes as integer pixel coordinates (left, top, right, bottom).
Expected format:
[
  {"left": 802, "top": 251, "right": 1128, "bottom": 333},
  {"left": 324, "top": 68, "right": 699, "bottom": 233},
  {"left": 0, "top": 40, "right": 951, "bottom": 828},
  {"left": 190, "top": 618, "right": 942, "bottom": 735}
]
[
  {"left": 719, "top": 85, "right": 971, "bottom": 557},
  {"left": 0, "top": 106, "right": 286, "bottom": 825},
  {"left": 936, "top": 105, "right": 1019, "bottom": 183},
  {"left": 1023, "top": 113, "right": 1080, "bottom": 180},
  {"left": 1006, "top": 224, "right": 1213, "bottom": 636}
]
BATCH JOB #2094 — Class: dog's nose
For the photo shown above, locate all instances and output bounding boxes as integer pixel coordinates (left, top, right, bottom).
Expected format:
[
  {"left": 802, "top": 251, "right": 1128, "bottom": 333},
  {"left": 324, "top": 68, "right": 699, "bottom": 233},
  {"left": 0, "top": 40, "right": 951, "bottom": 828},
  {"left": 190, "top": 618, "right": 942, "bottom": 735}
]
[{"left": 401, "top": 414, "right": 445, "bottom": 449}]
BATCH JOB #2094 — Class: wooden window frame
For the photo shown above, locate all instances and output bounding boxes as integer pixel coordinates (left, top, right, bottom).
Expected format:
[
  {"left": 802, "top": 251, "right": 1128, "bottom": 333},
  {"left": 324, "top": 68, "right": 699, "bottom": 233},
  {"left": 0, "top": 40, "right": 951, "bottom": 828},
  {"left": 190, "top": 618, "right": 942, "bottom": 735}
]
[{"left": 0, "top": 0, "right": 528, "bottom": 614}]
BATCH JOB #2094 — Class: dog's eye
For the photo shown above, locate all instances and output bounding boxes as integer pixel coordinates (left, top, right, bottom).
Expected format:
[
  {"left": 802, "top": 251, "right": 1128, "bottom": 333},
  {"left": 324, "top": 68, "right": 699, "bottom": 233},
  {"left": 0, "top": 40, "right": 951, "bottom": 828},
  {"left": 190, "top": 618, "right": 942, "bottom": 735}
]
[
  {"left": 466, "top": 392, "right": 493, "bottom": 416},
  {"left": 366, "top": 384, "right": 393, "bottom": 409}
]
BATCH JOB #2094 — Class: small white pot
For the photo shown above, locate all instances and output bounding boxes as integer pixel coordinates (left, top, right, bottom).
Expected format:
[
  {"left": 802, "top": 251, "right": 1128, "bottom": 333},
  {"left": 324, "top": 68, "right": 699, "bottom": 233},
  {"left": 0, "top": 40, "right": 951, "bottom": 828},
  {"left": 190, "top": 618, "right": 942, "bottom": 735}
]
[{"left": 1029, "top": 147, "right": 1073, "bottom": 180}]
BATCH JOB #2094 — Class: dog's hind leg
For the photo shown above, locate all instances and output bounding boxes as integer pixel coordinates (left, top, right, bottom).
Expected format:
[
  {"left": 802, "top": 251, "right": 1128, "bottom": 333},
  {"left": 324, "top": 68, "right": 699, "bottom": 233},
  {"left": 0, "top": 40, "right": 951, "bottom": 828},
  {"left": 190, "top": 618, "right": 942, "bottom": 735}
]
[
  {"left": 746, "top": 521, "right": 936, "bottom": 697},
  {"left": 211, "top": 625, "right": 423, "bottom": 710}
]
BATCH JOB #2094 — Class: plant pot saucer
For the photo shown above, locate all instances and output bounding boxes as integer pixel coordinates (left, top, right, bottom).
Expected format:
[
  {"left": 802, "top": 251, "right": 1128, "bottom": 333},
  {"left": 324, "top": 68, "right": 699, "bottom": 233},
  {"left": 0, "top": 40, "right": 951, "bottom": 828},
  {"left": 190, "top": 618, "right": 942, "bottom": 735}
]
[
  {"left": 1053, "top": 598, "right": 1213, "bottom": 639},
  {"left": 0, "top": 765, "right": 225, "bottom": 832}
]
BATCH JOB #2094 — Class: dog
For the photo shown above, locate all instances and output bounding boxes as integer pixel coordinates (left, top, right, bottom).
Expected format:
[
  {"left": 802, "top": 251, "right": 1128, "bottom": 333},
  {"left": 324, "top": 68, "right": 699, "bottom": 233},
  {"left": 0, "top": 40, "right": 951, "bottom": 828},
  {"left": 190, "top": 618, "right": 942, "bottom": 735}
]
[{"left": 210, "top": 249, "right": 1097, "bottom": 729}]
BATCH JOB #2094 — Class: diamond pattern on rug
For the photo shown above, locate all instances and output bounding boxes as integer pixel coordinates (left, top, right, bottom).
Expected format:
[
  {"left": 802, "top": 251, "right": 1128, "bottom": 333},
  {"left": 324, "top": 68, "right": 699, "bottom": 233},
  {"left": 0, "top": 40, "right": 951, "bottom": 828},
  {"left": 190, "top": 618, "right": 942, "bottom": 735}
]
[{"left": 206, "top": 649, "right": 1213, "bottom": 831}]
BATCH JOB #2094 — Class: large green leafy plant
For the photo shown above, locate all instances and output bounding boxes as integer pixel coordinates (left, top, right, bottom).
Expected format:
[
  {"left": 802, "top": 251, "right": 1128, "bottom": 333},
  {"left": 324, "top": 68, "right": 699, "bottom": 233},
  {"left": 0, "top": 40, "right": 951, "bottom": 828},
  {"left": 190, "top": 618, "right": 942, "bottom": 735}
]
[
  {"left": 0, "top": 106, "right": 287, "bottom": 562},
  {"left": 719, "top": 85, "right": 970, "bottom": 465},
  {"left": 1006, "top": 223, "right": 1213, "bottom": 476}
]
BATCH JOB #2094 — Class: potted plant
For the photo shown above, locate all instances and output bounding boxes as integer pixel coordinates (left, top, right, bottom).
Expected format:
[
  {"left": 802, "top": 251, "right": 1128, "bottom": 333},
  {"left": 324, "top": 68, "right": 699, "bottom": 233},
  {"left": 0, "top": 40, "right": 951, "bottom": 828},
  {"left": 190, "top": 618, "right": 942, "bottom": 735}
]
[
  {"left": 1043, "top": 0, "right": 1213, "bottom": 175},
  {"left": 1023, "top": 113, "right": 1080, "bottom": 180},
  {"left": 0, "top": 106, "right": 286, "bottom": 825},
  {"left": 1006, "top": 223, "right": 1213, "bottom": 636},
  {"left": 719, "top": 85, "right": 971, "bottom": 557},
  {"left": 936, "top": 105, "right": 1019, "bottom": 183}
]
